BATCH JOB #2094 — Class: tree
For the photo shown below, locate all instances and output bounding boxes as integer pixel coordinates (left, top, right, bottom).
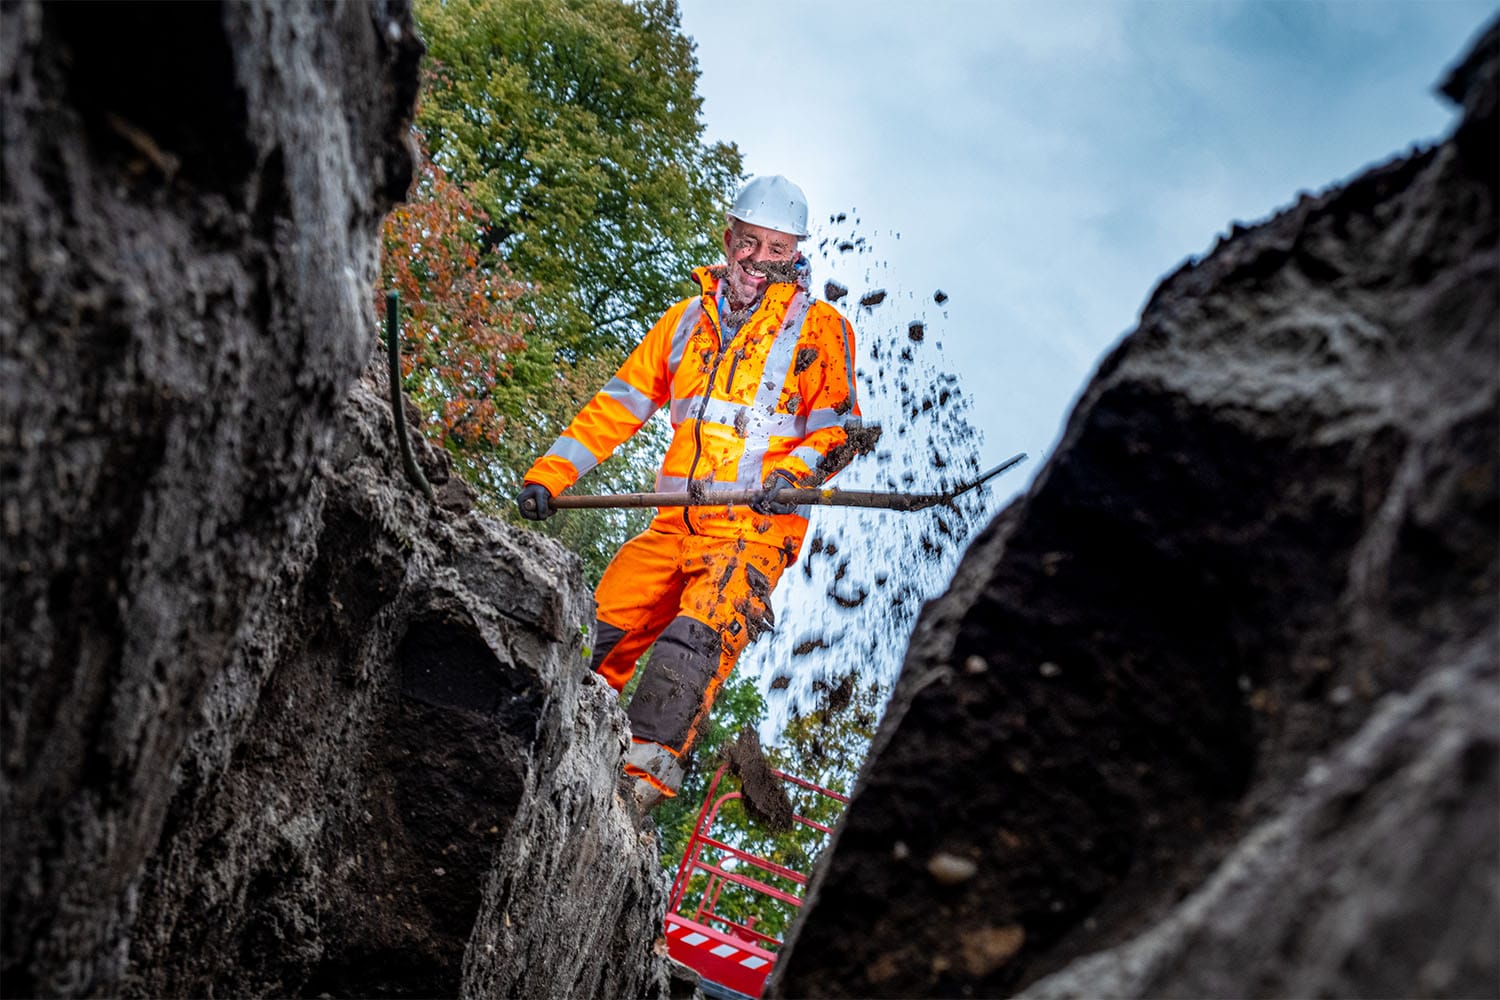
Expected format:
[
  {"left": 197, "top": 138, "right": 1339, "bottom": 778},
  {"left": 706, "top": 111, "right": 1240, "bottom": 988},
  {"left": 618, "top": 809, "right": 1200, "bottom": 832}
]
[
  {"left": 379, "top": 127, "right": 660, "bottom": 584},
  {"left": 386, "top": 0, "right": 742, "bottom": 583},
  {"left": 380, "top": 134, "right": 533, "bottom": 462},
  {"left": 413, "top": 0, "right": 742, "bottom": 354}
]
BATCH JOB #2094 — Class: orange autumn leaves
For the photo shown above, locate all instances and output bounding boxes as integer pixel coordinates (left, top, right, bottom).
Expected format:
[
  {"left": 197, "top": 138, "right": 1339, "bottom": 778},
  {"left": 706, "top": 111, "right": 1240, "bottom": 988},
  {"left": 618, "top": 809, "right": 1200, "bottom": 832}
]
[{"left": 378, "top": 139, "right": 530, "bottom": 451}]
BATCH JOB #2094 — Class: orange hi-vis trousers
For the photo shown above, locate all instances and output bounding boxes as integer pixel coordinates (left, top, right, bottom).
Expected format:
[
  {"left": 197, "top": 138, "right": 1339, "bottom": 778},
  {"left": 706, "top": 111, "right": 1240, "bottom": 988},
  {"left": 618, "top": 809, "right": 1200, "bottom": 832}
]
[{"left": 591, "top": 528, "right": 788, "bottom": 797}]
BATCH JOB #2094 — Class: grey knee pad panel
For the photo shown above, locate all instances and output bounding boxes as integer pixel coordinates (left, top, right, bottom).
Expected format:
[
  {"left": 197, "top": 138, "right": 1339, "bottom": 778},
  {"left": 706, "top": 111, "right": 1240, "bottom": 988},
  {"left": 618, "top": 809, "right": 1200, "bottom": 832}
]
[
  {"left": 591, "top": 619, "right": 627, "bottom": 673},
  {"left": 626, "top": 616, "right": 722, "bottom": 750}
]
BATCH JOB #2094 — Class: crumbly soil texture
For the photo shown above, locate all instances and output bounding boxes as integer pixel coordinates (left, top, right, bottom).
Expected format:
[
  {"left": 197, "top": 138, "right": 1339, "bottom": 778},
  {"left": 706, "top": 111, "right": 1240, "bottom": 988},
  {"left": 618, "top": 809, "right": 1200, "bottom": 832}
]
[{"left": 723, "top": 727, "right": 795, "bottom": 833}]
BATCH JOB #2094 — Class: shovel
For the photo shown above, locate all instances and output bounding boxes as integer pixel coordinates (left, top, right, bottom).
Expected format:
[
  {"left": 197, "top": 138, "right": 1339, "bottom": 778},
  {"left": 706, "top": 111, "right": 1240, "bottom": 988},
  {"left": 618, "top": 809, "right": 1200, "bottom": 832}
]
[{"left": 526, "top": 452, "right": 1026, "bottom": 515}]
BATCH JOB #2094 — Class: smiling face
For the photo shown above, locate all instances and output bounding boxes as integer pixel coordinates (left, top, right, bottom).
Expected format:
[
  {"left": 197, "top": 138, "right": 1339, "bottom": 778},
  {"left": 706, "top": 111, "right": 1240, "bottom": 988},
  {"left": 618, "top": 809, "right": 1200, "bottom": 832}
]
[{"left": 722, "top": 219, "right": 799, "bottom": 311}]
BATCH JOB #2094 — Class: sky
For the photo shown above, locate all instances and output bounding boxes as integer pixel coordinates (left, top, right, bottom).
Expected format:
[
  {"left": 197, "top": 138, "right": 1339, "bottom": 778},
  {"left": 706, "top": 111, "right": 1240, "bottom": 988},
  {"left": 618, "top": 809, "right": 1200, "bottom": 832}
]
[
  {"left": 673, "top": 1, "right": 1497, "bottom": 734},
  {"left": 680, "top": 1, "right": 1495, "bottom": 485}
]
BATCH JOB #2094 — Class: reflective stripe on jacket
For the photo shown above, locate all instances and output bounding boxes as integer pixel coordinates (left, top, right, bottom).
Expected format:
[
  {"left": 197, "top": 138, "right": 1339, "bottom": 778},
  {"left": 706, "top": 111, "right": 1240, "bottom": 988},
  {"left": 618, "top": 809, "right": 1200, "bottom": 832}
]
[{"left": 524, "top": 263, "right": 862, "bottom": 558}]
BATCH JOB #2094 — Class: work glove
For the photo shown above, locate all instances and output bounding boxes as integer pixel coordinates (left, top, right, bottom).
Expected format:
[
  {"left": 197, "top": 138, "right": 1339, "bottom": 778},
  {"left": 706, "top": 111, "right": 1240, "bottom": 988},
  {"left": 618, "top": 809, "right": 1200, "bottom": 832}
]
[
  {"left": 750, "top": 471, "right": 799, "bottom": 516},
  {"left": 517, "top": 482, "right": 555, "bottom": 521}
]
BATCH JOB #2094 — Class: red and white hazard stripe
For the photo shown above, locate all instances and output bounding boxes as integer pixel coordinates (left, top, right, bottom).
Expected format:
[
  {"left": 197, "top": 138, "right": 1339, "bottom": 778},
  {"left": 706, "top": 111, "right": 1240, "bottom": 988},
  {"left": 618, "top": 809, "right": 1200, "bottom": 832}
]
[{"left": 665, "top": 913, "right": 776, "bottom": 997}]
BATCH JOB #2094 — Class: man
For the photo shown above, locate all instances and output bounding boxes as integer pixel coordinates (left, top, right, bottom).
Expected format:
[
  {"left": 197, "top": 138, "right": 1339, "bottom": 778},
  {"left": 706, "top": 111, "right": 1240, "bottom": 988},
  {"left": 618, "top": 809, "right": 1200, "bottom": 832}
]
[{"left": 518, "top": 175, "right": 864, "bottom": 812}]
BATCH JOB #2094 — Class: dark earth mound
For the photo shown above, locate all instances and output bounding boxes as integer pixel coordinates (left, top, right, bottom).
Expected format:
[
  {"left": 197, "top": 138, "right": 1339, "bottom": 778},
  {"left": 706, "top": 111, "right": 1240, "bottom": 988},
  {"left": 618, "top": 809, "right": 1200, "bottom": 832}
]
[{"left": 1, "top": 3, "right": 677, "bottom": 998}]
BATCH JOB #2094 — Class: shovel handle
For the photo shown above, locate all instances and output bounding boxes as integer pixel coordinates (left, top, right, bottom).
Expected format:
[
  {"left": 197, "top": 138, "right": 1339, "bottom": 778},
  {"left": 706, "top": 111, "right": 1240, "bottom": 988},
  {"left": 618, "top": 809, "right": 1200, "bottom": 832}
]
[{"left": 542, "top": 452, "right": 1027, "bottom": 512}]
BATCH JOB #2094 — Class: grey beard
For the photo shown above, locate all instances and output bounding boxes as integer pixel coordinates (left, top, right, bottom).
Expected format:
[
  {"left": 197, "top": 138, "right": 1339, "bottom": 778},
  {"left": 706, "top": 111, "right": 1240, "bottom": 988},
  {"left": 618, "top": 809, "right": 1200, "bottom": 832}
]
[{"left": 722, "top": 301, "right": 755, "bottom": 338}]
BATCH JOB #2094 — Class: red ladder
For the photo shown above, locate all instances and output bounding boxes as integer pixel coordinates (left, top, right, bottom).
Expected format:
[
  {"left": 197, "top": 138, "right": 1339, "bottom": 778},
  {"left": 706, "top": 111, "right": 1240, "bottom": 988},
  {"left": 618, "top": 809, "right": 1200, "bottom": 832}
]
[{"left": 664, "top": 764, "right": 849, "bottom": 998}]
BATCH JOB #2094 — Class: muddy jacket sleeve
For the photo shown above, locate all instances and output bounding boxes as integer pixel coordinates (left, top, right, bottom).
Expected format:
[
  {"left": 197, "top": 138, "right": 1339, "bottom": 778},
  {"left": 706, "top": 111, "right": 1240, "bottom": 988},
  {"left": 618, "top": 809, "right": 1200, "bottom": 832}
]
[
  {"left": 522, "top": 304, "right": 682, "bottom": 496},
  {"left": 778, "top": 306, "right": 863, "bottom": 486}
]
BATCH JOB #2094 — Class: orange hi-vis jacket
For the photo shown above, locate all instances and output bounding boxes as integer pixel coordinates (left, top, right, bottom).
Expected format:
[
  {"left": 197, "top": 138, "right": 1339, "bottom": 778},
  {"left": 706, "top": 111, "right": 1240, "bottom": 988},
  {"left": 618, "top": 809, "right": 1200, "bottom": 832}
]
[{"left": 524, "top": 262, "right": 862, "bottom": 559}]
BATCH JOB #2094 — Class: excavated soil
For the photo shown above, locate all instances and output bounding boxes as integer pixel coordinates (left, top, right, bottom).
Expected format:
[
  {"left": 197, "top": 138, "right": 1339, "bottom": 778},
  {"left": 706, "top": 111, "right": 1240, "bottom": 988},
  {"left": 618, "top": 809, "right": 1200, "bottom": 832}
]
[{"left": 723, "top": 728, "right": 795, "bottom": 833}]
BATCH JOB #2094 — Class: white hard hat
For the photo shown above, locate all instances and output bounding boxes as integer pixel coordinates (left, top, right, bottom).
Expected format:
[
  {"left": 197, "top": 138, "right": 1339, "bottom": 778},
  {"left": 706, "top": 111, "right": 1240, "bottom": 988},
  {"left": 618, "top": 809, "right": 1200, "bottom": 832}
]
[{"left": 727, "top": 174, "right": 810, "bottom": 239}]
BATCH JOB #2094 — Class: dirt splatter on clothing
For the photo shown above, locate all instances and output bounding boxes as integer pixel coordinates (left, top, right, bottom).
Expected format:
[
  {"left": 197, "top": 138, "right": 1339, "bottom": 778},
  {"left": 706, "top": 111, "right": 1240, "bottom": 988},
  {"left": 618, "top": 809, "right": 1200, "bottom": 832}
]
[
  {"left": 815, "top": 423, "right": 883, "bottom": 478},
  {"left": 748, "top": 258, "right": 801, "bottom": 284}
]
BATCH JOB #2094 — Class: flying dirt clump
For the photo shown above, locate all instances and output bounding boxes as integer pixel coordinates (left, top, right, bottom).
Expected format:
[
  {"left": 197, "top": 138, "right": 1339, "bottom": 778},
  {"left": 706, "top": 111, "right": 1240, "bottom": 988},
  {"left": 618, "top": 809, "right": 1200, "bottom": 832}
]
[
  {"left": 813, "top": 672, "right": 856, "bottom": 715},
  {"left": 752, "top": 208, "right": 997, "bottom": 743},
  {"left": 723, "top": 727, "right": 794, "bottom": 832},
  {"left": 827, "top": 586, "right": 869, "bottom": 609}
]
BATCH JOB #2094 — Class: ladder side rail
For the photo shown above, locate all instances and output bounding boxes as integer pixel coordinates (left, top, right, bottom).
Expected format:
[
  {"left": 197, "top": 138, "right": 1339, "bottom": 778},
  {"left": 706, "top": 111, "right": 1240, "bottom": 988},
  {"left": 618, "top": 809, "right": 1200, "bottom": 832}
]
[
  {"left": 770, "top": 767, "right": 851, "bottom": 803},
  {"left": 669, "top": 765, "right": 732, "bottom": 908},
  {"left": 694, "top": 872, "right": 722, "bottom": 924},
  {"left": 674, "top": 788, "right": 770, "bottom": 916},
  {"left": 708, "top": 873, "right": 728, "bottom": 915},
  {"left": 676, "top": 839, "right": 716, "bottom": 917}
]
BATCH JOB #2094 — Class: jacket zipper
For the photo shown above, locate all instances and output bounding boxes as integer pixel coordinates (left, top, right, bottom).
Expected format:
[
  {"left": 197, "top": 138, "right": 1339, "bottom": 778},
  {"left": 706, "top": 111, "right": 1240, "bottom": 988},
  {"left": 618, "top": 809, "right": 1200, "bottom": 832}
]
[
  {"left": 683, "top": 303, "right": 730, "bottom": 535},
  {"left": 722, "top": 350, "right": 741, "bottom": 394}
]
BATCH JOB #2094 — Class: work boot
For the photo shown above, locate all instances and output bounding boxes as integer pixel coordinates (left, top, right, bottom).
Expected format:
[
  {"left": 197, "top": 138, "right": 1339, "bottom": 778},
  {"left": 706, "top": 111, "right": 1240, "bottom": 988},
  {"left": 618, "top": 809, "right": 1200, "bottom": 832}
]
[
  {"left": 623, "top": 737, "right": 685, "bottom": 803},
  {"left": 632, "top": 776, "right": 668, "bottom": 815}
]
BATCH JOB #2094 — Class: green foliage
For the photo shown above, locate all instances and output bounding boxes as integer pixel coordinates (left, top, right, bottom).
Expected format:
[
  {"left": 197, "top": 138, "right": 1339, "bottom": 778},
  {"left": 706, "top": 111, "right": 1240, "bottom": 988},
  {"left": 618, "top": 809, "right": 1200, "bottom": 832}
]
[
  {"left": 413, "top": 0, "right": 743, "bottom": 354},
  {"left": 774, "top": 674, "right": 884, "bottom": 795},
  {"left": 381, "top": 0, "right": 742, "bottom": 582},
  {"left": 479, "top": 341, "right": 664, "bottom": 587}
]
